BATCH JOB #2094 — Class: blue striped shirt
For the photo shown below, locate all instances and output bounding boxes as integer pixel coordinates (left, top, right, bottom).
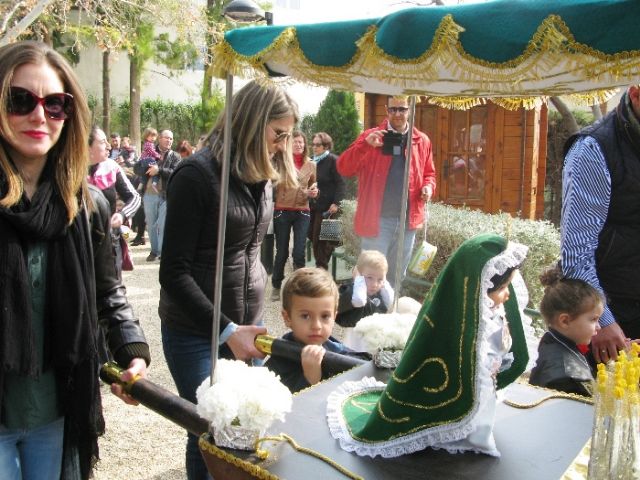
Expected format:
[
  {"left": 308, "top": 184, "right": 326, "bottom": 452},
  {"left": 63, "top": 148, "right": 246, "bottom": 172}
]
[{"left": 561, "top": 136, "right": 615, "bottom": 327}]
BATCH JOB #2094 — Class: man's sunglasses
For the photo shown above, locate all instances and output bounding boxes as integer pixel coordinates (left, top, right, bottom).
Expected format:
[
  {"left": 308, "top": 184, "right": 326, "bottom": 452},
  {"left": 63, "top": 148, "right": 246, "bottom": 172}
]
[
  {"left": 387, "top": 106, "right": 409, "bottom": 114},
  {"left": 8, "top": 87, "right": 74, "bottom": 120}
]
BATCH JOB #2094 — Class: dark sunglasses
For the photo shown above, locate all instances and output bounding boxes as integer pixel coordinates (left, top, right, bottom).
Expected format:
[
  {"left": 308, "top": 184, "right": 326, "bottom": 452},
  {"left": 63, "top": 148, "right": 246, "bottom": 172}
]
[
  {"left": 8, "top": 86, "right": 74, "bottom": 120},
  {"left": 387, "top": 106, "right": 409, "bottom": 114},
  {"left": 312, "top": 142, "right": 324, "bottom": 147}
]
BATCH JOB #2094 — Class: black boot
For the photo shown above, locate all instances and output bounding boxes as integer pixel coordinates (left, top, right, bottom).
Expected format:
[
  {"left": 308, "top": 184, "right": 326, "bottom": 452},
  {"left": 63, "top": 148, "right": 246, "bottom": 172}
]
[{"left": 131, "top": 236, "right": 145, "bottom": 246}]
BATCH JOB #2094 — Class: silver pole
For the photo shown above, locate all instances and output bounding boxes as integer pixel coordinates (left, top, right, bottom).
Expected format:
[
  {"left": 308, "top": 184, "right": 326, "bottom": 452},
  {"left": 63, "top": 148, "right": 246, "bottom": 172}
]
[
  {"left": 210, "top": 74, "right": 234, "bottom": 385},
  {"left": 392, "top": 95, "right": 416, "bottom": 311}
]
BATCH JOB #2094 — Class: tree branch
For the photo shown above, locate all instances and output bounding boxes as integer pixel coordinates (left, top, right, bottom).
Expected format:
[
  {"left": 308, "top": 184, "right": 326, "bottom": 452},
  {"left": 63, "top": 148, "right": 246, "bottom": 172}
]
[
  {"left": 0, "top": 0, "right": 56, "bottom": 47},
  {"left": 550, "top": 96, "right": 580, "bottom": 136},
  {"left": 1, "top": 1, "right": 27, "bottom": 35}
]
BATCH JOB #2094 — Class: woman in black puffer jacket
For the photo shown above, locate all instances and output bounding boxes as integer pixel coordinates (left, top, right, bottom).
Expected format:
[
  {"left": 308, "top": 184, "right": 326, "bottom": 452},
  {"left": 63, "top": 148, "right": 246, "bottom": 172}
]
[{"left": 159, "top": 80, "right": 299, "bottom": 480}]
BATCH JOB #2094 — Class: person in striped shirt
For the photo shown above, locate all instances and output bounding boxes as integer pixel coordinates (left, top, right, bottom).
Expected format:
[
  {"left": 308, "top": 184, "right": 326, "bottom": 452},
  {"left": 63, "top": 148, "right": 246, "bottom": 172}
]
[{"left": 561, "top": 84, "right": 640, "bottom": 364}]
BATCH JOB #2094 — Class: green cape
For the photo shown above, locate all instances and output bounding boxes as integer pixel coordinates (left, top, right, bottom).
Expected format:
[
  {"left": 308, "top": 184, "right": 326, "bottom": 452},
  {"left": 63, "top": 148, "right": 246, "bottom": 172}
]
[{"left": 327, "top": 234, "right": 530, "bottom": 457}]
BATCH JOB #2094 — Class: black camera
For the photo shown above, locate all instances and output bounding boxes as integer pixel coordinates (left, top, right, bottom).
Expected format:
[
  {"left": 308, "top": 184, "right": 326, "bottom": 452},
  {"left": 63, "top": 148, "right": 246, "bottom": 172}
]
[{"left": 382, "top": 130, "right": 404, "bottom": 156}]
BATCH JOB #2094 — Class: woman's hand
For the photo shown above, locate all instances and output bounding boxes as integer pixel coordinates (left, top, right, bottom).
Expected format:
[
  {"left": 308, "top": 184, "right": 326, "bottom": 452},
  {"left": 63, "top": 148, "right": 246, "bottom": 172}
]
[
  {"left": 226, "top": 325, "right": 268, "bottom": 361},
  {"left": 327, "top": 203, "right": 339, "bottom": 215},
  {"left": 307, "top": 183, "right": 319, "bottom": 198},
  {"left": 110, "top": 212, "right": 123, "bottom": 229},
  {"left": 110, "top": 357, "right": 147, "bottom": 406}
]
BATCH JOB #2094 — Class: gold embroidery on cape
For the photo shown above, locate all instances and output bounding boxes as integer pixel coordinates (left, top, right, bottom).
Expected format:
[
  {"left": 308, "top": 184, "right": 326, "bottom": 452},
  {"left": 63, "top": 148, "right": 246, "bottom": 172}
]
[
  {"left": 348, "top": 398, "right": 378, "bottom": 415},
  {"left": 375, "top": 277, "right": 470, "bottom": 426}
]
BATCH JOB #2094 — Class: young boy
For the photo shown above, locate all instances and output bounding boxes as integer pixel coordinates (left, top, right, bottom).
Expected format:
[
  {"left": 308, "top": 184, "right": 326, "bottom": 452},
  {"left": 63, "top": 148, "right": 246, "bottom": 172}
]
[
  {"left": 336, "top": 250, "right": 394, "bottom": 348},
  {"left": 265, "top": 267, "right": 360, "bottom": 393}
]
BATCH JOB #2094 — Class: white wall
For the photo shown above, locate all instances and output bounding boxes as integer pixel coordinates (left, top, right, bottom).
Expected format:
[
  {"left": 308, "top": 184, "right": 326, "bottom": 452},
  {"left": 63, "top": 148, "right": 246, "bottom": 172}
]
[{"left": 74, "top": 47, "right": 214, "bottom": 105}]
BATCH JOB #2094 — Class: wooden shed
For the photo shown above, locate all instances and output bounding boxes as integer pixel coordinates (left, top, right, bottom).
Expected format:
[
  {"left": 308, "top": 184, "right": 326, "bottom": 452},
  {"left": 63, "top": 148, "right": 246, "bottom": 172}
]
[{"left": 364, "top": 94, "right": 548, "bottom": 220}]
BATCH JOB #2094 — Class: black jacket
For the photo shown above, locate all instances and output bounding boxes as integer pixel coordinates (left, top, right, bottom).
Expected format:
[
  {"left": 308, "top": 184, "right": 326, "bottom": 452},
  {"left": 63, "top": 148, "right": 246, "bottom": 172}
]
[
  {"left": 310, "top": 152, "right": 346, "bottom": 213},
  {"left": 158, "top": 148, "right": 271, "bottom": 357},
  {"left": 335, "top": 282, "right": 389, "bottom": 328},
  {"left": 87, "top": 184, "right": 150, "bottom": 365},
  {"left": 529, "top": 330, "right": 594, "bottom": 397}
]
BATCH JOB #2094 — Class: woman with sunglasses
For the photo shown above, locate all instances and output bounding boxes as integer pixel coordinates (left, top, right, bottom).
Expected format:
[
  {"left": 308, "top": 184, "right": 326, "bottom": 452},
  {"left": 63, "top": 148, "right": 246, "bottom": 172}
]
[
  {"left": 0, "top": 41, "right": 150, "bottom": 480},
  {"left": 159, "top": 80, "right": 298, "bottom": 480}
]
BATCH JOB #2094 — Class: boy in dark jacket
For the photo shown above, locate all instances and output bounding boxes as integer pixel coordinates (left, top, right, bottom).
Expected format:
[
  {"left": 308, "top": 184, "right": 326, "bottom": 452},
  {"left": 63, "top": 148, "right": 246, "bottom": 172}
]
[{"left": 265, "top": 267, "right": 362, "bottom": 393}]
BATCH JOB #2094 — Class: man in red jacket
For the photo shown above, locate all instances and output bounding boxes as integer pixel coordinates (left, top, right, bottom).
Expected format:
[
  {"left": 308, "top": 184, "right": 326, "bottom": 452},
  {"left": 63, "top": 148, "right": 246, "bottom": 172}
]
[{"left": 337, "top": 96, "right": 436, "bottom": 285}]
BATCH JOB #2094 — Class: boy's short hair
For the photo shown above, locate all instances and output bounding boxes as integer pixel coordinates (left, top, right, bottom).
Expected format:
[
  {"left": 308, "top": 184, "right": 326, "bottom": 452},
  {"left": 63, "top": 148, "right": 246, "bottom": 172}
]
[
  {"left": 282, "top": 267, "right": 339, "bottom": 313},
  {"left": 356, "top": 250, "right": 388, "bottom": 274}
]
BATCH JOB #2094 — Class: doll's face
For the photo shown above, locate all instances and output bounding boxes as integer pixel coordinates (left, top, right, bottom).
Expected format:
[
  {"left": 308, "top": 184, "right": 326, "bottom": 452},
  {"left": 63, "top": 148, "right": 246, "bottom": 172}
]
[{"left": 487, "top": 270, "right": 516, "bottom": 307}]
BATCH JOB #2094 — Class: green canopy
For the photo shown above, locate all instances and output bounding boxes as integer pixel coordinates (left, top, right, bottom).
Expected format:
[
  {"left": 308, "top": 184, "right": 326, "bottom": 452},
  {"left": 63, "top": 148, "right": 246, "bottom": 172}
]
[{"left": 212, "top": 0, "right": 640, "bottom": 109}]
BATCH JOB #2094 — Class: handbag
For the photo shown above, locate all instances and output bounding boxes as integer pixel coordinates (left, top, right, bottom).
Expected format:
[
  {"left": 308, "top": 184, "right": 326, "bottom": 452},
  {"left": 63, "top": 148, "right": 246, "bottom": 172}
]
[
  {"left": 319, "top": 214, "right": 342, "bottom": 243},
  {"left": 119, "top": 234, "right": 134, "bottom": 271},
  {"left": 407, "top": 206, "right": 437, "bottom": 276}
]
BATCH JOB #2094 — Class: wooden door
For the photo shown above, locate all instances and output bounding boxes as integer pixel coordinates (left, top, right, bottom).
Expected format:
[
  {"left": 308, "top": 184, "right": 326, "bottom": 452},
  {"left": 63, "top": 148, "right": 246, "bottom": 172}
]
[
  {"left": 418, "top": 104, "right": 491, "bottom": 210},
  {"left": 441, "top": 106, "right": 489, "bottom": 207}
]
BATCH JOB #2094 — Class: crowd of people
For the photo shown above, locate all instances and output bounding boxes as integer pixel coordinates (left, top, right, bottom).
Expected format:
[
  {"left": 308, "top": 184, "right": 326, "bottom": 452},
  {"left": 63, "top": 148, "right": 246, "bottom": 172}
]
[{"left": 3, "top": 37, "right": 640, "bottom": 480}]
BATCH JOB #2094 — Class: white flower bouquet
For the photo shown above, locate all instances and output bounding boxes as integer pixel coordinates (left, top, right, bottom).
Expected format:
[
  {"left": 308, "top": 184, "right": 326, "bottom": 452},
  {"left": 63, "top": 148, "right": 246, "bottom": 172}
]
[
  {"left": 196, "top": 359, "right": 292, "bottom": 450},
  {"left": 353, "top": 312, "right": 417, "bottom": 368}
]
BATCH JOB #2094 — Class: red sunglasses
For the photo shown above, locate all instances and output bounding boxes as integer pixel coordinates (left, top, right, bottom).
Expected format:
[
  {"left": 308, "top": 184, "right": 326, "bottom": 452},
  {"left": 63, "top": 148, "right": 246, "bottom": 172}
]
[{"left": 7, "top": 86, "right": 74, "bottom": 120}]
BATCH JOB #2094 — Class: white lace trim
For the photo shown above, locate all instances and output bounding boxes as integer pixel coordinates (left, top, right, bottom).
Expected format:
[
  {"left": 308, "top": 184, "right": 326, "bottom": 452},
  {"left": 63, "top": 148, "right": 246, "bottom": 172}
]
[
  {"left": 511, "top": 270, "right": 539, "bottom": 371},
  {"left": 327, "top": 376, "right": 478, "bottom": 458}
]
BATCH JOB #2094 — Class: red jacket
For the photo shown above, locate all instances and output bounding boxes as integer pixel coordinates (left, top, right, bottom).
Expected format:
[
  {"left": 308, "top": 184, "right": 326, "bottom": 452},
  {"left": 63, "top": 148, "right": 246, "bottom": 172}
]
[{"left": 337, "top": 121, "right": 436, "bottom": 237}]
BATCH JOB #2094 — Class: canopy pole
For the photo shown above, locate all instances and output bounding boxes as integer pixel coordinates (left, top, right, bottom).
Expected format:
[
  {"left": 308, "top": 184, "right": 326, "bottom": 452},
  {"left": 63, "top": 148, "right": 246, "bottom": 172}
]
[
  {"left": 210, "top": 73, "right": 234, "bottom": 385},
  {"left": 391, "top": 95, "right": 416, "bottom": 311}
]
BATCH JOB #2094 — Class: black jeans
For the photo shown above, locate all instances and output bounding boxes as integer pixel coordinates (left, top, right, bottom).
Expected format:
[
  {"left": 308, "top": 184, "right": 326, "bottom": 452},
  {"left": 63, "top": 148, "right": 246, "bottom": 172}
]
[{"left": 272, "top": 209, "right": 310, "bottom": 289}]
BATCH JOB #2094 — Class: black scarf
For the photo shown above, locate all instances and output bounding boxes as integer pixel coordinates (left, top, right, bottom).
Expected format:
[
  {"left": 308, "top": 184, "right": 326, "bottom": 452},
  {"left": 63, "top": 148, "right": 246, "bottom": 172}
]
[{"left": 0, "top": 170, "right": 103, "bottom": 479}]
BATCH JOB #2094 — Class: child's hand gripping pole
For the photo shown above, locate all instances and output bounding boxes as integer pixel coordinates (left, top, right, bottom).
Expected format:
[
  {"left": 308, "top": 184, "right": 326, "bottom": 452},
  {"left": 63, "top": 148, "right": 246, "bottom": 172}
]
[{"left": 255, "top": 335, "right": 369, "bottom": 377}]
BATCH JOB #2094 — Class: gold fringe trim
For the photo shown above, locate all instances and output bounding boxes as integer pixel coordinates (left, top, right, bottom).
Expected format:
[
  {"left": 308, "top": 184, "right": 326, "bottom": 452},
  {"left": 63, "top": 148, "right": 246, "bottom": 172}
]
[
  {"left": 254, "top": 433, "right": 364, "bottom": 480},
  {"left": 199, "top": 435, "right": 280, "bottom": 480},
  {"left": 425, "top": 96, "right": 486, "bottom": 110},
  {"left": 504, "top": 379, "right": 594, "bottom": 409},
  {"left": 211, "top": 13, "right": 640, "bottom": 110}
]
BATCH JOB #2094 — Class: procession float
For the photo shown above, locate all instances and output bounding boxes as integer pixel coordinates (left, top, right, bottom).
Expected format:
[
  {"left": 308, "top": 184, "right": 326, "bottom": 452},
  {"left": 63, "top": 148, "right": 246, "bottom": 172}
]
[{"left": 103, "top": 0, "right": 640, "bottom": 478}]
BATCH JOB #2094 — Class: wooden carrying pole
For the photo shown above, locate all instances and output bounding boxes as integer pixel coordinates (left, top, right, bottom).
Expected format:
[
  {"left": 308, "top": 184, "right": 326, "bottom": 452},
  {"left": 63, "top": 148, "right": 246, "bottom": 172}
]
[
  {"left": 254, "top": 335, "right": 368, "bottom": 378},
  {"left": 100, "top": 363, "right": 209, "bottom": 437}
]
